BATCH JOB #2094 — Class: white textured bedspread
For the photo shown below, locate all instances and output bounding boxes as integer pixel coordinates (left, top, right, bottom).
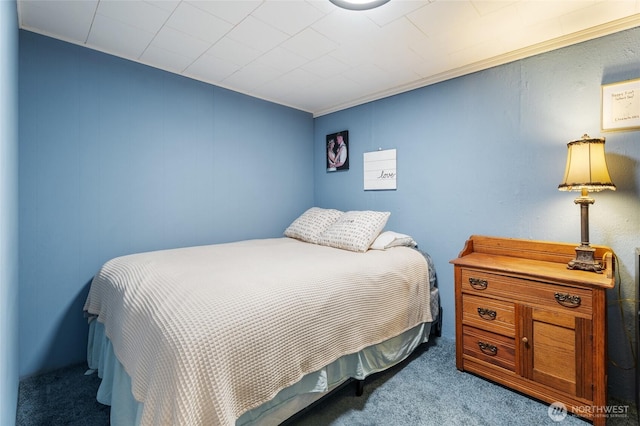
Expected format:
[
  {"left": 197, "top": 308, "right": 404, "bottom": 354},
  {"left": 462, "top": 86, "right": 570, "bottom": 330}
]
[{"left": 83, "top": 237, "right": 432, "bottom": 425}]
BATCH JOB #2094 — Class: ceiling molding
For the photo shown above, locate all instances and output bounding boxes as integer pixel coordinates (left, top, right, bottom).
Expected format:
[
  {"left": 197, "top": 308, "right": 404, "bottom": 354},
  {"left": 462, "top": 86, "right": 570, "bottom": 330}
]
[
  {"left": 16, "top": 0, "right": 640, "bottom": 118},
  {"left": 313, "top": 14, "right": 640, "bottom": 117}
]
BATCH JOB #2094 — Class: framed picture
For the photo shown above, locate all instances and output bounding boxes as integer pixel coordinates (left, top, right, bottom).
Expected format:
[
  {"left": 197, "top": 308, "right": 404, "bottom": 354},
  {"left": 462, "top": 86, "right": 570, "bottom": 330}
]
[
  {"left": 326, "top": 130, "right": 349, "bottom": 172},
  {"left": 601, "top": 77, "right": 640, "bottom": 131},
  {"left": 364, "top": 149, "right": 396, "bottom": 190}
]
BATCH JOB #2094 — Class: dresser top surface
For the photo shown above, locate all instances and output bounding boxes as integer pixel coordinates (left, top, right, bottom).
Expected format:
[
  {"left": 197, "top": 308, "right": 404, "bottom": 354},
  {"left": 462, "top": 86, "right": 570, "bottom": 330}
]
[{"left": 450, "top": 235, "right": 615, "bottom": 289}]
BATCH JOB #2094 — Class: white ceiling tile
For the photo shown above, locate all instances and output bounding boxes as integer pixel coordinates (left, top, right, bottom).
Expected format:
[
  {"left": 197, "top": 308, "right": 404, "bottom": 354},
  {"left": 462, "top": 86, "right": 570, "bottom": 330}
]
[
  {"left": 408, "top": 0, "right": 479, "bottom": 38},
  {"left": 302, "top": 54, "right": 350, "bottom": 78},
  {"left": 97, "top": 0, "right": 171, "bottom": 34},
  {"left": 249, "top": 79, "right": 292, "bottom": 101},
  {"left": 226, "top": 15, "right": 290, "bottom": 53},
  {"left": 140, "top": 45, "right": 194, "bottom": 73},
  {"left": 449, "top": 37, "right": 510, "bottom": 67},
  {"left": 149, "top": 26, "right": 210, "bottom": 59},
  {"left": 341, "top": 63, "right": 388, "bottom": 90},
  {"left": 329, "top": 41, "right": 376, "bottom": 66},
  {"left": 277, "top": 68, "right": 321, "bottom": 91},
  {"left": 368, "top": 66, "right": 421, "bottom": 92},
  {"left": 306, "top": 0, "right": 338, "bottom": 15},
  {"left": 20, "top": 0, "right": 97, "bottom": 42},
  {"left": 253, "top": 47, "right": 309, "bottom": 73},
  {"left": 458, "top": 3, "right": 523, "bottom": 45},
  {"left": 280, "top": 28, "right": 339, "bottom": 61},
  {"left": 410, "top": 36, "right": 454, "bottom": 62},
  {"left": 184, "top": 53, "right": 240, "bottom": 83},
  {"left": 430, "top": 28, "right": 482, "bottom": 56},
  {"left": 252, "top": 1, "right": 326, "bottom": 36},
  {"left": 300, "top": 75, "right": 352, "bottom": 107},
  {"left": 412, "top": 55, "right": 457, "bottom": 79},
  {"left": 319, "top": 74, "right": 371, "bottom": 102},
  {"left": 372, "top": 16, "right": 431, "bottom": 50},
  {"left": 144, "top": 0, "right": 180, "bottom": 13},
  {"left": 365, "top": 0, "right": 430, "bottom": 26},
  {"left": 372, "top": 45, "right": 426, "bottom": 72},
  {"left": 251, "top": 68, "right": 320, "bottom": 105},
  {"left": 166, "top": 2, "right": 233, "bottom": 43},
  {"left": 222, "top": 62, "right": 282, "bottom": 91},
  {"left": 516, "top": 1, "right": 598, "bottom": 28},
  {"left": 312, "top": 8, "right": 383, "bottom": 43},
  {"left": 500, "top": 17, "right": 563, "bottom": 53},
  {"left": 207, "top": 37, "right": 263, "bottom": 67},
  {"left": 559, "top": 1, "right": 639, "bottom": 35},
  {"left": 471, "top": 0, "right": 518, "bottom": 17},
  {"left": 187, "top": 0, "right": 262, "bottom": 25},
  {"left": 87, "top": 14, "right": 155, "bottom": 59}
]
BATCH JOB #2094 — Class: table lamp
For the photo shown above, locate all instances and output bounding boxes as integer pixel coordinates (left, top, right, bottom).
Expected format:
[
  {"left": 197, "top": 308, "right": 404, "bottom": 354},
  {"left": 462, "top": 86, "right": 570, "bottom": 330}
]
[{"left": 558, "top": 134, "right": 616, "bottom": 273}]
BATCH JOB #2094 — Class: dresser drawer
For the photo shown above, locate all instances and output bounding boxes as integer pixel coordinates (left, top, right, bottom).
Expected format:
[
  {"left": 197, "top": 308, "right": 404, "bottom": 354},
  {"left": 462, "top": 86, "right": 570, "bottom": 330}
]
[
  {"left": 462, "top": 294, "right": 515, "bottom": 337},
  {"left": 461, "top": 268, "right": 593, "bottom": 315},
  {"left": 462, "top": 325, "right": 515, "bottom": 372}
]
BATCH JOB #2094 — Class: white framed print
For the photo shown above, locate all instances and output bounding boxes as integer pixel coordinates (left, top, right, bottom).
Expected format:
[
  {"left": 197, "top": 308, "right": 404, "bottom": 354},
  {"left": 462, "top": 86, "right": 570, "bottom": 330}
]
[
  {"left": 364, "top": 149, "right": 396, "bottom": 190},
  {"left": 601, "top": 78, "right": 640, "bottom": 131}
]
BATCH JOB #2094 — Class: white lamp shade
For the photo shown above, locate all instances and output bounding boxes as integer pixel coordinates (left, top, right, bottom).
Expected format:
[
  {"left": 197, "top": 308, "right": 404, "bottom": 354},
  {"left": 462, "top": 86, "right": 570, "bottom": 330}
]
[{"left": 558, "top": 135, "right": 616, "bottom": 192}]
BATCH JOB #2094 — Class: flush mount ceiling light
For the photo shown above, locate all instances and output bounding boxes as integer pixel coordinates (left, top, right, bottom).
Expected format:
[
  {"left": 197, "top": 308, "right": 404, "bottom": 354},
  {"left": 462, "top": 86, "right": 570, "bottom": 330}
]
[{"left": 329, "top": 0, "right": 391, "bottom": 11}]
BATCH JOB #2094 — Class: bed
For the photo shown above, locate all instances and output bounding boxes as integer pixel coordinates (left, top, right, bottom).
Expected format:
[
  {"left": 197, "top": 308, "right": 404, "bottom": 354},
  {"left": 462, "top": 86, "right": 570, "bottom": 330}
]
[{"left": 83, "top": 208, "right": 441, "bottom": 425}]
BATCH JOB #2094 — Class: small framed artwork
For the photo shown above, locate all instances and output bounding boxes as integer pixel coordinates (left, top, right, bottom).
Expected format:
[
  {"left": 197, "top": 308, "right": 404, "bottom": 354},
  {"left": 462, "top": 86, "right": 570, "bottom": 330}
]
[
  {"left": 326, "top": 130, "right": 349, "bottom": 172},
  {"left": 601, "top": 77, "right": 640, "bottom": 131},
  {"left": 364, "top": 149, "right": 396, "bottom": 190}
]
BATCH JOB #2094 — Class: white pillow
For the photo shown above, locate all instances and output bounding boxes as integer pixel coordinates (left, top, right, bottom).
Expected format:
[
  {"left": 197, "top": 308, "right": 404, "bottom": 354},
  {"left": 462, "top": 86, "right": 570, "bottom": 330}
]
[
  {"left": 317, "top": 210, "right": 390, "bottom": 252},
  {"left": 284, "top": 207, "right": 343, "bottom": 244},
  {"left": 370, "top": 231, "right": 417, "bottom": 250}
]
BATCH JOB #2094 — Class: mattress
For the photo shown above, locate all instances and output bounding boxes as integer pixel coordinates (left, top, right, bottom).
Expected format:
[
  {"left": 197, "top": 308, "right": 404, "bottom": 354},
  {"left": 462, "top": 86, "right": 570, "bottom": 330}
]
[
  {"left": 84, "top": 237, "right": 436, "bottom": 425},
  {"left": 87, "top": 301, "right": 438, "bottom": 425}
]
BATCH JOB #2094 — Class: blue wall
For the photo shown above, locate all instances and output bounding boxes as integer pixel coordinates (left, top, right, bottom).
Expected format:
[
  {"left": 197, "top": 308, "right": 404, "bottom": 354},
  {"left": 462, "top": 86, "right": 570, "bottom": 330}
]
[
  {"left": 314, "top": 28, "right": 640, "bottom": 401},
  {"left": 0, "top": 0, "right": 19, "bottom": 423},
  {"left": 18, "top": 31, "right": 314, "bottom": 377},
  {"left": 16, "top": 23, "right": 640, "bottom": 404}
]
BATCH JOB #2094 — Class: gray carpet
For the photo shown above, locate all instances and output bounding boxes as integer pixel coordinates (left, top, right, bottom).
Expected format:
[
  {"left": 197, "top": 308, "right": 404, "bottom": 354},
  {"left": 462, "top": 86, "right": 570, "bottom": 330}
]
[{"left": 17, "top": 337, "right": 638, "bottom": 425}]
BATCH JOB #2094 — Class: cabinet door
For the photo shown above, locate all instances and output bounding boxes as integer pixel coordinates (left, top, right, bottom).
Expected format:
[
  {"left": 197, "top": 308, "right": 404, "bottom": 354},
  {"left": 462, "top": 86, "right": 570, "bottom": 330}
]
[{"left": 519, "top": 305, "right": 593, "bottom": 400}]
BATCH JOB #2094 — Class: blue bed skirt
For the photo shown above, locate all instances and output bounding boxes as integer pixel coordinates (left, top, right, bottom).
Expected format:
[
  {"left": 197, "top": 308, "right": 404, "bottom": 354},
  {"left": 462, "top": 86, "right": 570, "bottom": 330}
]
[{"left": 87, "top": 318, "right": 434, "bottom": 425}]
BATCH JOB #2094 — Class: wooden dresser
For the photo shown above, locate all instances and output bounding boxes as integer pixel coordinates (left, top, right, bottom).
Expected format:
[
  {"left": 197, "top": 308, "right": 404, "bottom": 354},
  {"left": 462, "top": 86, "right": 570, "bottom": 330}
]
[{"left": 451, "top": 235, "right": 615, "bottom": 425}]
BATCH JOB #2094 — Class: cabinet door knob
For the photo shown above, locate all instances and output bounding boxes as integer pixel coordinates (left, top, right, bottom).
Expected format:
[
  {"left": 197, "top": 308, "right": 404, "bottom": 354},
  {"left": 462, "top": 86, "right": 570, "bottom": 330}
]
[{"left": 522, "top": 337, "right": 528, "bottom": 344}]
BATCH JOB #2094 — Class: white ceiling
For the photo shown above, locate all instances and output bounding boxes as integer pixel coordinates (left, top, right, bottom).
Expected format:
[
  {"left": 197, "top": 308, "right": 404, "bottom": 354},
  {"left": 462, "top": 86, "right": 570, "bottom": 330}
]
[{"left": 17, "top": 0, "right": 640, "bottom": 117}]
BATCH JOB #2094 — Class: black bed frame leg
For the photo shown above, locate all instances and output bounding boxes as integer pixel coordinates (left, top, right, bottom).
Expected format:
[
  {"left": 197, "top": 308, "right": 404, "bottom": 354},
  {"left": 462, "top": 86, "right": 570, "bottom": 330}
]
[{"left": 355, "top": 379, "right": 364, "bottom": 396}]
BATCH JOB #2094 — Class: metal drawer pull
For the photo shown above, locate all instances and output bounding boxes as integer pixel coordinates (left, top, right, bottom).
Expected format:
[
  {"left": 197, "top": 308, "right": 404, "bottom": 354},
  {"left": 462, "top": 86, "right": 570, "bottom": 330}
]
[
  {"left": 478, "top": 341, "right": 498, "bottom": 356},
  {"left": 554, "top": 292, "right": 581, "bottom": 308},
  {"left": 469, "top": 277, "right": 488, "bottom": 290},
  {"left": 477, "top": 307, "right": 497, "bottom": 320}
]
